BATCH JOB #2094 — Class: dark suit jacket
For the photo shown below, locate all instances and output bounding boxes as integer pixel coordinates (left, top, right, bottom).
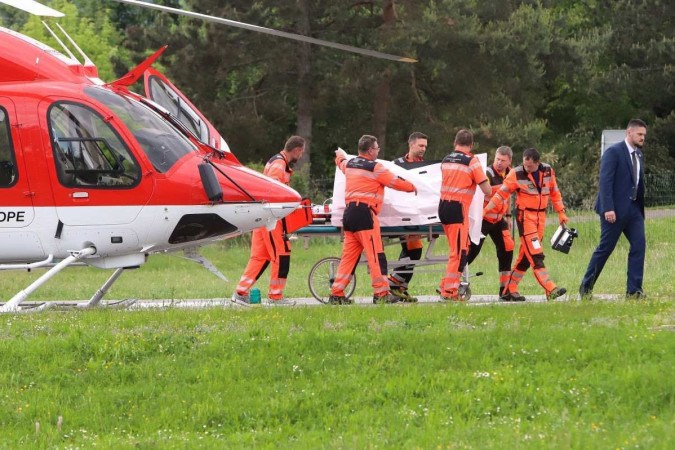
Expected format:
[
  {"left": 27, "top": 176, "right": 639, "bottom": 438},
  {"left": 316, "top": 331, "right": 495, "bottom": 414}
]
[{"left": 595, "top": 140, "right": 645, "bottom": 219}]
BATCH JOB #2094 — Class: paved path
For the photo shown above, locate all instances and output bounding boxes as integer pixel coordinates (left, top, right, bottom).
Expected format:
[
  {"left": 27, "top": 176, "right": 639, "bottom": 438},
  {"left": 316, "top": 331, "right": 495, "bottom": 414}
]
[
  {"left": 126, "top": 293, "right": 626, "bottom": 309},
  {"left": 4, "top": 292, "right": 640, "bottom": 311}
]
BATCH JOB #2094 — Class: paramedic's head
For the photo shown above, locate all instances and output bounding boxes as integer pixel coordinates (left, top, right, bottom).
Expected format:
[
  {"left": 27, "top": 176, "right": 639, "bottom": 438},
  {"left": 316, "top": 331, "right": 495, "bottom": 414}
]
[
  {"left": 626, "top": 119, "right": 647, "bottom": 149},
  {"left": 407, "top": 132, "right": 428, "bottom": 160},
  {"left": 522, "top": 147, "right": 541, "bottom": 173},
  {"left": 358, "top": 135, "right": 380, "bottom": 159},
  {"left": 493, "top": 146, "right": 513, "bottom": 172},
  {"left": 284, "top": 135, "right": 306, "bottom": 164},
  {"left": 454, "top": 129, "right": 473, "bottom": 149}
]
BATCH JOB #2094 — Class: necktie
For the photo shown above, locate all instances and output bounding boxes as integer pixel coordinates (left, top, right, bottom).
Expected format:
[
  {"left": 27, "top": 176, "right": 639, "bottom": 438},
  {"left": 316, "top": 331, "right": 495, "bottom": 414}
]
[{"left": 631, "top": 151, "right": 638, "bottom": 200}]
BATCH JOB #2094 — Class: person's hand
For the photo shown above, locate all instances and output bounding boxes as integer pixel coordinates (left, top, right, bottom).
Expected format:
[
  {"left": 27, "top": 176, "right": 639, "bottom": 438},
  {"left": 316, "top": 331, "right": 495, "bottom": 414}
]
[
  {"left": 604, "top": 211, "right": 616, "bottom": 223},
  {"left": 558, "top": 211, "right": 569, "bottom": 225},
  {"left": 335, "top": 148, "right": 347, "bottom": 159}
]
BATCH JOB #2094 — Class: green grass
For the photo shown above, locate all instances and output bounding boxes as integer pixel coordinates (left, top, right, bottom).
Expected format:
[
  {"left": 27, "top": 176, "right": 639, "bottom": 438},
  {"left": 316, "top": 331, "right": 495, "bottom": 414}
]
[
  {"left": 0, "top": 303, "right": 673, "bottom": 448},
  {"left": 0, "top": 213, "right": 673, "bottom": 448}
]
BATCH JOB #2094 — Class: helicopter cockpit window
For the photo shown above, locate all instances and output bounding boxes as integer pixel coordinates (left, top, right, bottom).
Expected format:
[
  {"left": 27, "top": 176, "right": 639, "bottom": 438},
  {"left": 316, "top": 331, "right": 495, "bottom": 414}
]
[
  {"left": 148, "top": 76, "right": 209, "bottom": 143},
  {"left": 85, "top": 86, "right": 196, "bottom": 173},
  {"left": 0, "top": 107, "right": 18, "bottom": 187},
  {"left": 49, "top": 102, "right": 141, "bottom": 188}
]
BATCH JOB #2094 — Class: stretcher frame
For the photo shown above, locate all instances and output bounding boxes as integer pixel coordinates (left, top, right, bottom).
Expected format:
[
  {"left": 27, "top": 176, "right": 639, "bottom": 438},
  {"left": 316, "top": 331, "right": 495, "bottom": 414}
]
[{"left": 295, "top": 223, "right": 478, "bottom": 303}]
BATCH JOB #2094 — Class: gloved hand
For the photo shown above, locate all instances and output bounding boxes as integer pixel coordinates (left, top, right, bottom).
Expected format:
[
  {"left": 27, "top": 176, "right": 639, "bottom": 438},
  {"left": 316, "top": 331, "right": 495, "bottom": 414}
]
[
  {"left": 335, "top": 147, "right": 348, "bottom": 160},
  {"left": 558, "top": 211, "right": 569, "bottom": 225}
]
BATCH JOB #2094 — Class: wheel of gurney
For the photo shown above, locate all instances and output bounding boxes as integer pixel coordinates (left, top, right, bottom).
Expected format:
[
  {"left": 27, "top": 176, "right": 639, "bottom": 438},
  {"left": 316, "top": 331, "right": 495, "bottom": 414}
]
[
  {"left": 308, "top": 257, "right": 356, "bottom": 303},
  {"left": 458, "top": 284, "right": 472, "bottom": 302}
]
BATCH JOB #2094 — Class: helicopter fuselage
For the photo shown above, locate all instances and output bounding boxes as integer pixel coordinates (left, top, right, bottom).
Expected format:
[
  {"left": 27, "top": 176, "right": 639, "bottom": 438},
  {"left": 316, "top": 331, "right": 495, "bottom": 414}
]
[{"left": 0, "top": 27, "right": 301, "bottom": 269}]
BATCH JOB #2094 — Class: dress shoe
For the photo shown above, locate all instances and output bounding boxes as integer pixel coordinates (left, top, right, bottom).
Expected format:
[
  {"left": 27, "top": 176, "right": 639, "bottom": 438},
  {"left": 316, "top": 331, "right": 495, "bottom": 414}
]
[
  {"left": 626, "top": 290, "right": 647, "bottom": 300},
  {"left": 578, "top": 285, "right": 593, "bottom": 300}
]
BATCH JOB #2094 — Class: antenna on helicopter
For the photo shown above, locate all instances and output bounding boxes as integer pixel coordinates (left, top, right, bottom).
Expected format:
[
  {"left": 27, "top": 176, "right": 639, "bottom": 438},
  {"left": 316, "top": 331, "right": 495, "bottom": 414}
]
[
  {"left": 0, "top": 0, "right": 64, "bottom": 17},
  {"left": 109, "top": 0, "right": 417, "bottom": 63},
  {"left": 41, "top": 21, "right": 79, "bottom": 62},
  {"left": 54, "top": 23, "right": 96, "bottom": 68}
]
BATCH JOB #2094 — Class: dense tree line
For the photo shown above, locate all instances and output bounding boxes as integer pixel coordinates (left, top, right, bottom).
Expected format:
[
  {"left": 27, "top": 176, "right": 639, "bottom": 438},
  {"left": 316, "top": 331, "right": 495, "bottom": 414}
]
[{"left": 2, "top": 0, "right": 673, "bottom": 206}]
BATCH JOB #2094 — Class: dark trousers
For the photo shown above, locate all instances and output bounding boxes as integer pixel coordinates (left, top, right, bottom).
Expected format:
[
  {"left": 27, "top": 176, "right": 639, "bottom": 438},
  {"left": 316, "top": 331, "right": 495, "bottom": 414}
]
[
  {"left": 467, "top": 219, "right": 513, "bottom": 271},
  {"left": 389, "top": 237, "right": 423, "bottom": 286},
  {"left": 467, "top": 218, "right": 514, "bottom": 295},
  {"left": 581, "top": 202, "right": 645, "bottom": 293}
]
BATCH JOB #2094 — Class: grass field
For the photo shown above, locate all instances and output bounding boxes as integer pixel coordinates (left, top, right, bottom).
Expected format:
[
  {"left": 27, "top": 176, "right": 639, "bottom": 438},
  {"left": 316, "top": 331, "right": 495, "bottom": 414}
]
[{"left": 0, "top": 213, "right": 673, "bottom": 448}]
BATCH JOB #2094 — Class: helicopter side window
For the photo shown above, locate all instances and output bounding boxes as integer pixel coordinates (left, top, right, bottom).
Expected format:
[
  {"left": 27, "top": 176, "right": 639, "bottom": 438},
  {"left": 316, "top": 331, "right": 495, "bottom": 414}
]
[
  {"left": 48, "top": 103, "right": 140, "bottom": 188},
  {"left": 148, "top": 76, "right": 208, "bottom": 143},
  {"left": 0, "top": 107, "right": 18, "bottom": 187}
]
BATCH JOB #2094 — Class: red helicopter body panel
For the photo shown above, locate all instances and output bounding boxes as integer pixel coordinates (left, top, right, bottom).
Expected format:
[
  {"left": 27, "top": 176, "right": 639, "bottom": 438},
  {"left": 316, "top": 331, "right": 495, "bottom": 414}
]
[{"left": 0, "top": 26, "right": 301, "bottom": 272}]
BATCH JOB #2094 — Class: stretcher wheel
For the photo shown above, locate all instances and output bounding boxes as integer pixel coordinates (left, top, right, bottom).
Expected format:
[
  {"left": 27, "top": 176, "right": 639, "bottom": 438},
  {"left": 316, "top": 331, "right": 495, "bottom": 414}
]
[
  {"left": 458, "top": 283, "right": 472, "bottom": 302},
  {"left": 308, "top": 257, "right": 356, "bottom": 303}
]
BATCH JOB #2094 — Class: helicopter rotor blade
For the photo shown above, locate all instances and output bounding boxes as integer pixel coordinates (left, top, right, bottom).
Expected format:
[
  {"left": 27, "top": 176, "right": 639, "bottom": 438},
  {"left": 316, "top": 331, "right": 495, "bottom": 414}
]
[
  {"left": 108, "top": 0, "right": 417, "bottom": 63},
  {"left": 0, "top": 0, "right": 65, "bottom": 17}
]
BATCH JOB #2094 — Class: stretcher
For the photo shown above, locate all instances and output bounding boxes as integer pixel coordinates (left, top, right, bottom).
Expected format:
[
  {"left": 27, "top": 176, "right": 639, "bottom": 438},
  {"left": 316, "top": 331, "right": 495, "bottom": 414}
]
[{"left": 294, "top": 223, "right": 481, "bottom": 303}]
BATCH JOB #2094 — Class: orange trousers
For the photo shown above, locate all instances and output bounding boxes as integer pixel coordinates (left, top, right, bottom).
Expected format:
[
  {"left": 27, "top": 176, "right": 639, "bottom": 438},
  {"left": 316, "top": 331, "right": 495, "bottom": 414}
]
[
  {"left": 331, "top": 207, "right": 388, "bottom": 297},
  {"left": 506, "top": 210, "right": 556, "bottom": 295},
  {"left": 439, "top": 200, "right": 469, "bottom": 297},
  {"left": 235, "top": 219, "right": 290, "bottom": 300}
]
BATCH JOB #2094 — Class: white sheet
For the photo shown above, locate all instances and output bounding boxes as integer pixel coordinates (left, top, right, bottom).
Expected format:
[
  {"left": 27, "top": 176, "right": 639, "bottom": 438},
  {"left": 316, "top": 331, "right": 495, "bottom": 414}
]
[{"left": 331, "top": 152, "right": 487, "bottom": 244}]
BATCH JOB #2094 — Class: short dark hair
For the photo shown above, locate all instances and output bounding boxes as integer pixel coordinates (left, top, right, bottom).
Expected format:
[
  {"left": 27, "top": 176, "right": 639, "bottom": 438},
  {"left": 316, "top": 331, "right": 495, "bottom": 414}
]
[
  {"left": 523, "top": 147, "right": 540, "bottom": 162},
  {"left": 358, "top": 135, "right": 378, "bottom": 153},
  {"left": 627, "top": 119, "right": 647, "bottom": 129},
  {"left": 408, "top": 131, "right": 428, "bottom": 144},
  {"left": 454, "top": 129, "right": 473, "bottom": 147},
  {"left": 284, "top": 135, "right": 306, "bottom": 151}
]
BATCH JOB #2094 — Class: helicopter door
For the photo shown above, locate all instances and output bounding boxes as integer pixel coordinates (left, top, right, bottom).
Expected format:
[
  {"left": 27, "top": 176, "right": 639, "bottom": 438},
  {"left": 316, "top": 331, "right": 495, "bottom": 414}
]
[
  {"left": 0, "top": 97, "right": 45, "bottom": 260},
  {"left": 143, "top": 68, "right": 229, "bottom": 151},
  {"left": 41, "top": 98, "right": 154, "bottom": 226},
  {"left": 0, "top": 98, "right": 33, "bottom": 222}
]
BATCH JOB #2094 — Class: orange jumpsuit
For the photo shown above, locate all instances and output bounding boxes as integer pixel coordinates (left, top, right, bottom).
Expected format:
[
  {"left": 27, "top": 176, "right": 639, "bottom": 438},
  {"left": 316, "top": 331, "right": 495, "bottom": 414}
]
[
  {"left": 466, "top": 165, "right": 515, "bottom": 295},
  {"left": 330, "top": 155, "right": 415, "bottom": 298},
  {"left": 438, "top": 149, "right": 487, "bottom": 298},
  {"left": 389, "top": 153, "right": 425, "bottom": 289},
  {"left": 485, "top": 163, "right": 565, "bottom": 296},
  {"left": 235, "top": 152, "right": 293, "bottom": 300}
]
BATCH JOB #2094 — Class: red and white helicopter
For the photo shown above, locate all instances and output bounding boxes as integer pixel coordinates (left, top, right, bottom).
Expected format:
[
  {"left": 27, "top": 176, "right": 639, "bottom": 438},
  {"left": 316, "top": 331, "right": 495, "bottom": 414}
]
[{"left": 0, "top": 0, "right": 414, "bottom": 311}]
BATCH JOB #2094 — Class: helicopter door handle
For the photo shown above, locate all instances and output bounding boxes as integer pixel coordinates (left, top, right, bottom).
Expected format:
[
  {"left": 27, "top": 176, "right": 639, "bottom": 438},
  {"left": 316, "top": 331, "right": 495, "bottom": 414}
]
[{"left": 72, "top": 192, "right": 89, "bottom": 199}]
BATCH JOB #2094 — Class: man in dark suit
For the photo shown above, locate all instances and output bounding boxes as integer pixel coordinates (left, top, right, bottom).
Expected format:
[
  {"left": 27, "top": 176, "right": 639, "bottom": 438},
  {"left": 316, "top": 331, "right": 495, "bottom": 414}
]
[{"left": 580, "top": 119, "right": 647, "bottom": 299}]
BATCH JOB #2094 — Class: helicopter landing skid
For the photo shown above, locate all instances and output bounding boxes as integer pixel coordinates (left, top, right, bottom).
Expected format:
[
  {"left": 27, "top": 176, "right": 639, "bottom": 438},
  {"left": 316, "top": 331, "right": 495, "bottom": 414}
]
[{"left": 0, "top": 247, "right": 97, "bottom": 313}]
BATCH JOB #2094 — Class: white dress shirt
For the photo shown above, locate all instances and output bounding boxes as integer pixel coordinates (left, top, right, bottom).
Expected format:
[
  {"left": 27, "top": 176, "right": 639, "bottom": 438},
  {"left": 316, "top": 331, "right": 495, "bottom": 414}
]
[{"left": 625, "top": 139, "right": 640, "bottom": 187}]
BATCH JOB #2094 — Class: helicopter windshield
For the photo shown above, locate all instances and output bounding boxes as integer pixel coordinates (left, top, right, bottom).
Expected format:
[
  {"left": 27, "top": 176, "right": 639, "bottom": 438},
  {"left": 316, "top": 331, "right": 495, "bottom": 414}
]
[{"left": 85, "top": 86, "right": 196, "bottom": 173}]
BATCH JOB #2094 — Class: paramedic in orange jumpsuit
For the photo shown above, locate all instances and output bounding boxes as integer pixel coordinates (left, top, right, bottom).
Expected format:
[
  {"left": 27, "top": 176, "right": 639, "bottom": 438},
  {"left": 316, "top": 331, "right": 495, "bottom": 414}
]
[
  {"left": 466, "top": 146, "right": 516, "bottom": 297},
  {"left": 329, "top": 135, "right": 417, "bottom": 305},
  {"left": 232, "top": 136, "right": 305, "bottom": 305},
  {"left": 388, "top": 131, "right": 428, "bottom": 302},
  {"left": 484, "top": 147, "right": 569, "bottom": 301},
  {"left": 438, "top": 129, "right": 492, "bottom": 301}
]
